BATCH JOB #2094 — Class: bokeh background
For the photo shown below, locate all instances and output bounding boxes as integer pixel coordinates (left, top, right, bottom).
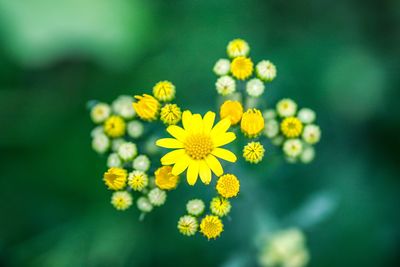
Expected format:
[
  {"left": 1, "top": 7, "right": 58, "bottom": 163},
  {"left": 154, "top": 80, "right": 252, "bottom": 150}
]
[{"left": 1, "top": 0, "right": 399, "bottom": 266}]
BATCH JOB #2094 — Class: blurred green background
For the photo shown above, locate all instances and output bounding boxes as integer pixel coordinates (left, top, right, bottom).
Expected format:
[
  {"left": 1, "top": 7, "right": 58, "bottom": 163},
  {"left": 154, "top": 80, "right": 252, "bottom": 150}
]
[{"left": 1, "top": 0, "right": 399, "bottom": 266}]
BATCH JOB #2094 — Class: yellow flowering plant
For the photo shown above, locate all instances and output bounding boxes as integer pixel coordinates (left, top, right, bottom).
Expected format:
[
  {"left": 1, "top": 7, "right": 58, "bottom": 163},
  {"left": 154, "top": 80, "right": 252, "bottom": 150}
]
[{"left": 87, "top": 39, "right": 321, "bottom": 240}]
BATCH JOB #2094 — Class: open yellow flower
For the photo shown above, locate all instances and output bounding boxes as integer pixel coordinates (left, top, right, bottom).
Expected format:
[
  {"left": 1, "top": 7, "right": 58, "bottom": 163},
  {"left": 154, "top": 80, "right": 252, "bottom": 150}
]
[{"left": 156, "top": 110, "right": 237, "bottom": 186}]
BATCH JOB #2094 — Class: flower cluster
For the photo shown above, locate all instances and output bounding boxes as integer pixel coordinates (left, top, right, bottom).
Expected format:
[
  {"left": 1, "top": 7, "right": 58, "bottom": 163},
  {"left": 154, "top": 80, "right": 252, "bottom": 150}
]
[{"left": 88, "top": 39, "right": 321, "bottom": 241}]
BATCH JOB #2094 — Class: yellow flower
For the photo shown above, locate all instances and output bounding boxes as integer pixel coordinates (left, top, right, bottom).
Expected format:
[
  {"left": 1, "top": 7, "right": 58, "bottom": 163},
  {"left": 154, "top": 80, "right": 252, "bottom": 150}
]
[
  {"left": 104, "top": 115, "right": 126, "bottom": 138},
  {"left": 128, "top": 170, "right": 148, "bottom": 191},
  {"left": 103, "top": 167, "right": 127, "bottom": 190},
  {"left": 160, "top": 104, "right": 182, "bottom": 125},
  {"left": 210, "top": 197, "right": 231, "bottom": 217},
  {"left": 153, "top": 81, "right": 176, "bottom": 102},
  {"left": 281, "top": 117, "right": 303, "bottom": 138},
  {"left": 156, "top": 111, "right": 237, "bottom": 186},
  {"left": 231, "top": 56, "right": 253, "bottom": 80},
  {"left": 220, "top": 100, "right": 243, "bottom": 125},
  {"left": 200, "top": 215, "right": 224, "bottom": 239},
  {"left": 155, "top": 166, "right": 179, "bottom": 190},
  {"left": 111, "top": 191, "right": 132, "bottom": 210},
  {"left": 227, "top": 39, "right": 250, "bottom": 58},
  {"left": 178, "top": 215, "right": 198, "bottom": 236},
  {"left": 133, "top": 94, "right": 160, "bottom": 121},
  {"left": 243, "top": 141, "right": 265, "bottom": 164},
  {"left": 240, "top": 108, "right": 264, "bottom": 137},
  {"left": 216, "top": 174, "right": 240, "bottom": 198}
]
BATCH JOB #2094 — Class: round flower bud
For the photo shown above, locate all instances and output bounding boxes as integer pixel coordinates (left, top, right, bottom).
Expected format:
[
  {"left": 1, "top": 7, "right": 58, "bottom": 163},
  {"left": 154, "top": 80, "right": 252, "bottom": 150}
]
[
  {"left": 148, "top": 188, "right": 167, "bottom": 206},
  {"left": 107, "top": 153, "right": 122, "bottom": 168},
  {"left": 90, "top": 102, "right": 111, "bottom": 124},
  {"left": 104, "top": 115, "right": 126, "bottom": 138},
  {"left": 216, "top": 75, "right": 236, "bottom": 96},
  {"left": 231, "top": 56, "right": 254, "bottom": 80},
  {"left": 133, "top": 155, "right": 151, "bottom": 172},
  {"left": 256, "top": 60, "right": 277, "bottom": 81},
  {"left": 210, "top": 197, "right": 231, "bottom": 217},
  {"left": 200, "top": 215, "right": 224, "bottom": 240},
  {"left": 133, "top": 94, "right": 160, "bottom": 121},
  {"left": 264, "top": 119, "right": 279, "bottom": 138},
  {"left": 177, "top": 215, "right": 198, "bottom": 236},
  {"left": 91, "top": 126, "right": 104, "bottom": 138},
  {"left": 186, "top": 199, "right": 205, "bottom": 216},
  {"left": 216, "top": 174, "right": 240, "bottom": 198},
  {"left": 160, "top": 104, "right": 182, "bottom": 125},
  {"left": 137, "top": 197, "right": 153, "bottom": 213},
  {"left": 92, "top": 133, "right": 110, "bottom": 154},
  {"left": 281, "top": 117, "right": 303, "bottom": 138},
  {"left": 112, "top": 95, "right": 135, "bottom": 119},
  {"left": 283, "top": 139, "right": 303, "bottom": 158},
  {"left": 227, "top": 39, "right": 250, "bottom": 58},
  {"left": 111, "top": 138, "right": 125, "bottom": 152},
  {"left": 103, "top": 167, "right": 127, "bottom": 190},
  {"left": 155, "top": 166, "right": 179, "bottom": 190},
  {"left": 117, "top": 142, "right": 137, "bottom": 161},
  {"left": 243, "top": 141, "right": 265, "bottom": 164},
  {"left": 246, "top": 78, "right": 265, "bottom": 97},
  {"left": 153, "top": 81, "right": 175, "bottom": 102},
  {"left": 302, "top": 124, "right": 321, "bottom": 145},
  {"left": 128, "top": 170, "right": 148, "bottom": 191},
  {"left": 220, "top": 100, "right": 243, "bottom": 125},
  {"left": 263, "top": 109, "right": 277, "bottom": 120},
  {"left": 300, "top": 146, "right": 315, "bottom": 164},
  {"left": 127, "top": 120, "right": 144, "bottom": 139},
  {"left": 111, "top": 191, "right": 132, "bottom": 210},
  {"left": 240, "top": 108, "right": 265, "bottom": 137},
  {"left": 297, "top": 108, "right": 316, "bottom": 124},
  {"left": 276, "top": 98, "right": 297, "bottom": 117},
  {"left": 213, "top": 58, "right": 231, "bottom": 76}
]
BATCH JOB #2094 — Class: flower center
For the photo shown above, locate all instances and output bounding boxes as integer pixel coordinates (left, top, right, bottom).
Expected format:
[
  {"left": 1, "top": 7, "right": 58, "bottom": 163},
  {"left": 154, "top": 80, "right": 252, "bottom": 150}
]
[{"left": 184, "top": 134, "right": 214, "bottom": 160}]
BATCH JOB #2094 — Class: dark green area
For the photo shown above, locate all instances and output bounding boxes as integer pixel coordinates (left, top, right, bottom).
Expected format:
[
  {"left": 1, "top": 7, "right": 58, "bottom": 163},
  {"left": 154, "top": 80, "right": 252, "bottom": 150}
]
[{"left": 0, "top": 0, "right": 399, "bottom": 266}]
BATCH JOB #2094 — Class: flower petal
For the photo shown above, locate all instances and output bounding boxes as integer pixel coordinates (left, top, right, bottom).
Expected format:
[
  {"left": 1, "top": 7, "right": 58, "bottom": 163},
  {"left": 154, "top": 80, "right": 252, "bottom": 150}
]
[
  {"left": 187, "top": 160, "right": 200, "bottom": 185},
  {"left": 199, "top": 160, "right": 212, "bottom": 185},
  {"left": 205, "top": 154, "right": 223, "bottom": 177},
  {"left": 182, "top": 110, "right": 193, "bottom": 131},
  {"left": 190, "top": 114, "right": 203, "bottom": 133},
  {"left": 161, "top": 149, "right": 185, "bottom": 165},
  {"left": 212, "top": 148, "right": 237, "bottom": 162},
  {"left": 167, "top": 125, "right": 187, "bottom": 142},
  {"left": 203, "top": 111, "right": 216, "bottom": 133},
  {"left": 171, "top": 154, "right": 191, "bottom": 175},
  {"left": 211, "top": 118, "right": 231, "bottom": 136},
  {"left": 156, "top": 138, "right": 184, "bottom": 148},
  {"left": 213, "top": 132, "right": 236, "bottom": 147}
]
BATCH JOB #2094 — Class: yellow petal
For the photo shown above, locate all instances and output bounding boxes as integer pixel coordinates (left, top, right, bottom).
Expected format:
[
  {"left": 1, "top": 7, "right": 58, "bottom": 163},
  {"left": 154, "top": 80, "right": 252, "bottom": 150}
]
[
  {"left": 171, "top": 154, "right": 191, "bottom": 175},
  {"left": 161, "top": 149, "right": 185, "bottom": 165},
  {"left": 167, "top": 125, "right": 187, "bottom": 142},
  {"left": 205, "top": 155, "right": 223, "bottom": 177},
  {"left": 182, "top": 110, "right": 193, "bottom": 131},
  {"left": 156, "top": 138, "right": 184, "bottom": 148},
  {"left": 202, "top": 111, "right": 216, "bottom": 133},
  {"left": 187, "top": 160, "right": 200, "bottom": 185},
  {"left": 211, "top": 118, "right": 231, "bottom": 136},
  {"left": 199, "top": 160, "right": 212, "bottom": 184},
  {"left": 190, "top": 114, "right": 203, "bottom": 133},
  {"left": 212, "top": 148, "right": 237, "bottom": 162},
  {"left": 213, "top": 132, "right": 236, "bottom": 147}
]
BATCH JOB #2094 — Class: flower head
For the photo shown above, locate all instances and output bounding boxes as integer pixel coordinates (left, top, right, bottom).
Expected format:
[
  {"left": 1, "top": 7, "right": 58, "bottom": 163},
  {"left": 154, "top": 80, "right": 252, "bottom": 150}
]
[
  {"left": 160, "top": 104, "right": 182, "bottom": 125},
  {"left": 148, "top": 188, "right": 167, "bottom": 206},
  {"left": 227, "top": 39, "right": 250, "bottom": 58},
  {"left": 104, "top": 115, "right": 126, "bottom": 138},
  {"left": 231, "top": 56, "right": 254, "bottom": 80},
  {"left": 283, "top": 139, "right": 303, "bottom": 158},
  {"left": 216, "top": 75, "right": 236, "bottom": 95},
  {"left": 112, "top": 95, "right": 135, "bottom": 119},
  {"left": 246, "top": 78, "right": 265, "bottom": 97},
  {"left": 281, "top": 117, "right": 303, "bottom": 138},
  {"left": 241, "top": 108, "right": 265, "bottom": 137},
  {"left": 133, "top": 94, "right": 160, "bottom": 121},
  {"left": 264, "top": 119, "right": 279, "bottom": 138},
  {"left": 111, "top": 191, "right": 132, "bottom": 210},
  {"left": 128, "top": 170, "right": 148, "bottom": 191},
  {"left": 107, "top": 153, "right": 122, "bottom": 168},
  {"left": 137, "top": 197, "right": 153, "bottom": 212},
  {"left": 154, "top": 166, "right": 180, "bottom": 190},
  {"left": 216, "top": 174, "right": 240, "bottom": 198},
  {"left": 210, "top": 197, "right": 231, "bottom": 217},
  {"left": 200, "top": 215, "right": 224, "bottom": 239},
  {"left": 300, "top": 146, "right": 315, "bottom": 163},
  {"left": 243, "top": 142, "right": 265, "bottom": 164},
  {"left": 256, "top": 60, "right": 277, "bottom": 81},
  {"left": 153, "top": 81, "right": 175, "bottom": 102},
  {"left": 178, "top": 215, "right": 198, "bottom": 236},
  {"left": 156, "top": 111, "right": 237, "bottom": 186},
  {"left": 91, "top": 103, "right": 111, "bottom": 123},
  {"left": 277, "top": 99, "right": 297, "bottom": 117},
  {"left": 103, "top": 167, "right": 127, "bottom": 190},
  {"left": 133, "top": 155, "right": 151, "bottom": 172},
  {"left": 92, "top": 133, "right": 110, "bottom": 154},
  {"left": 302, "top": 124, "right": 321, "bottom": 144},
  {"left": 263, "top": 109, "right": 277, "bottom": 120},
  {"left": 117, "top": 142, "right": 137, "bottom": 161},
  {"left": 220, "top": 100, "right": 243, "bottom": 125},
  {"left": 213, "top": 58, "right": 231, "bottom": 76},
  {"left": 127, "top": 120, "right": 144, "bottom": 138},
  {"left": 297, "top": 108, "right": 316, "bottom": 124},
  {"left": 186, "top": 199, "right": 205, "bottom": 216}
]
